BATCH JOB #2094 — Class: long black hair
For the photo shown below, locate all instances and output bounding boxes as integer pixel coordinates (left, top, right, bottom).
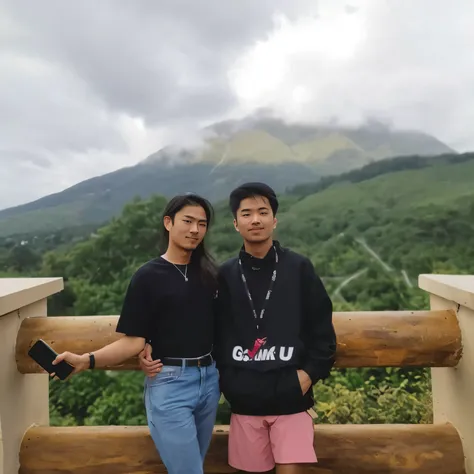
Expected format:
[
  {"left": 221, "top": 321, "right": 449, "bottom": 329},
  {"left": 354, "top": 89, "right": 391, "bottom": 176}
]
[{"left": 160, "top": 193, "right": 218, "bottom": 287}]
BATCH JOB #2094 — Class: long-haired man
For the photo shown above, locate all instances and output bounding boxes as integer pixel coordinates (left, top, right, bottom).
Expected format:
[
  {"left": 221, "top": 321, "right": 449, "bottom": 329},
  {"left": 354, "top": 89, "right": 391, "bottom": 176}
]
[{"left": 53, "top": 193, "right": 221, "bottom": 474}]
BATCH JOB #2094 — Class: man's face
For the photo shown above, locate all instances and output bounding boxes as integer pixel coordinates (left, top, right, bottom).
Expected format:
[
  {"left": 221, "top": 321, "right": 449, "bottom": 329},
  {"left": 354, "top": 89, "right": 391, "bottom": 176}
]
[
  {"left": 233, "top": 195, "right": 277, "bottom": 244},
  {"left": 164, "top": 204, "right": 208, "bottom": 251}
]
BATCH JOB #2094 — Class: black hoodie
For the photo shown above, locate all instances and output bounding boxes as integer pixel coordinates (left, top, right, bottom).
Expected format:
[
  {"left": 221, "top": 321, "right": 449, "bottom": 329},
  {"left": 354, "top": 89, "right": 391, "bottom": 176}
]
[{"left": 214, "top": 241, "right": 336, "bottom": 416}]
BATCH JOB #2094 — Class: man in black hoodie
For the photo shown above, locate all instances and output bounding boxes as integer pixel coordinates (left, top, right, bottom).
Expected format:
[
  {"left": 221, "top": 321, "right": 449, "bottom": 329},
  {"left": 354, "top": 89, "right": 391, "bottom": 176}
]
[{"left": 215, "top": 182, "right": 336, "bottom": 473}]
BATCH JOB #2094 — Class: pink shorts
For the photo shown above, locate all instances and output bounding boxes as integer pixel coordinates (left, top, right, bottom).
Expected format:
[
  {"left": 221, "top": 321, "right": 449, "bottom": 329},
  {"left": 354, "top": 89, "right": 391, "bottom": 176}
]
[{"left": 228, "top": 412, "right": 317, "bottom": 472}]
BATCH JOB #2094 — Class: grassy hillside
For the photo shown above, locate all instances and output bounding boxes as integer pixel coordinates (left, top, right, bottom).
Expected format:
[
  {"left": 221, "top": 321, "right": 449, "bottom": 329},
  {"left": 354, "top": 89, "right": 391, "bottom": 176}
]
[
  {"left": 196, "top": 129, "right": 364, "bottom": 165},
  {"left": 275, "top": 159, "right": 474, "bottom": 309}
]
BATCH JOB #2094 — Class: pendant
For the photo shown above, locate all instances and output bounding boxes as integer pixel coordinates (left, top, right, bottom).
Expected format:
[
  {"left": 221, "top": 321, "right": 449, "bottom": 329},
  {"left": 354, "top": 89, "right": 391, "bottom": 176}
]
[
  {"left": 185, "top": 277, "right": 188, "bottom": 282},
  {"left": 248, "top": 337, "right": 267, "bottom": 359}
]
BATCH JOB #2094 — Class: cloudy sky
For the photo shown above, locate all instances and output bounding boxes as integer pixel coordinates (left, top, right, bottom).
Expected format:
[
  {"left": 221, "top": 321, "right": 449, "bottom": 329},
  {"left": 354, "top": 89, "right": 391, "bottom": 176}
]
[{"left": 1, "top": 0, "right": 473, "bottom": 210}]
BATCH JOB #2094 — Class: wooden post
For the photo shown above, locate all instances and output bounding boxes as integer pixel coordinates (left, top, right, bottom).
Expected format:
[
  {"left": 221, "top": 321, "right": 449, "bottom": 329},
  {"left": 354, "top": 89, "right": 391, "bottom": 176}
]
[
  {"left": 419, "top": 274, "right": 474, "bottom": 474},
  {"left": 0, "top": 278, "right": 63, "bottom": 474},
  {"left": 0, "top": 417, "right": 3, "bottom": 474}
]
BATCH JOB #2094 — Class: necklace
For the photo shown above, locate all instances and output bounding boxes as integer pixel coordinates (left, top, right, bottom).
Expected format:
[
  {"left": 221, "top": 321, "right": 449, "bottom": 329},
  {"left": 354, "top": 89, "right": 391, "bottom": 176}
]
[{"left": 171, "top": 263, "right": 188, "bottom": 281}]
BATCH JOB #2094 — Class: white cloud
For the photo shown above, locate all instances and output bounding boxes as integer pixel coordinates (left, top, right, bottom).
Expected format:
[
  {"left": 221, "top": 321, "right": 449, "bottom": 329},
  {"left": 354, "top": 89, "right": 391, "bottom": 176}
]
[{"left": 228, "top": 0, "right": 474, "bottom": 151}]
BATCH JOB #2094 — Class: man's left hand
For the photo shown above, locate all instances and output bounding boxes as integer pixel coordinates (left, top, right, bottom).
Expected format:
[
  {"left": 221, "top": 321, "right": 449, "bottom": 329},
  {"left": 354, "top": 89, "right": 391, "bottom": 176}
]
[
  {"left": 297, "top": 369, "right": 312, "bottom": 395},
  {"left": 138, "top": 343, "right": 162, "bottom": 377}
]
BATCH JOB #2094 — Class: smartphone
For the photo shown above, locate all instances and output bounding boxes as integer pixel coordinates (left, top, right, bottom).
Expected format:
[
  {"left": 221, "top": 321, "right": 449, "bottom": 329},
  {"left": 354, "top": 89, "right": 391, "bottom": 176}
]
[{"left": 28, "top": 339, "right": 74, "bottom": 380}]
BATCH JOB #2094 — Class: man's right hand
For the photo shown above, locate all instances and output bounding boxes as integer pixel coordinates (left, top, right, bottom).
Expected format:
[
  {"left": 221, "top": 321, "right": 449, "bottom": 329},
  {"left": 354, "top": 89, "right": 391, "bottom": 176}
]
[
  {"left": 138, "top": 343, "right": 163, "bottom": 377},
  {"left": 297, "top": 369, "right": 312, "bottom": 396},
  {"left": 52, "top": 351, "right": 89, "bottom": 378}
]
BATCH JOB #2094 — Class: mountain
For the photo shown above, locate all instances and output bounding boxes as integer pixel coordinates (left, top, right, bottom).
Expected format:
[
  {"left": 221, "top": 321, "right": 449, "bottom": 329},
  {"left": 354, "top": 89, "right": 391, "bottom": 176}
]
[{"left": 0, "top": 116, "right": 454, "bottom": 237}]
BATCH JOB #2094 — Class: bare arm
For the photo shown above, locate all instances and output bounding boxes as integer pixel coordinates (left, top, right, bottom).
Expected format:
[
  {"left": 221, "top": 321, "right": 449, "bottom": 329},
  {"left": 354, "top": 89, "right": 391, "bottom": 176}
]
[{"left": 53, "top": 335, "right": 146, "bottom": 377}]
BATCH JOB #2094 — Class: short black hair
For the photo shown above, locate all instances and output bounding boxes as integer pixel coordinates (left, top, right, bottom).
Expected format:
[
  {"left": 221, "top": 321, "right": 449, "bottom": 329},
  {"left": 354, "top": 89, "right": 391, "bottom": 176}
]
[{"left": 229, "top": 182, "right": 279, "bottom": 217}]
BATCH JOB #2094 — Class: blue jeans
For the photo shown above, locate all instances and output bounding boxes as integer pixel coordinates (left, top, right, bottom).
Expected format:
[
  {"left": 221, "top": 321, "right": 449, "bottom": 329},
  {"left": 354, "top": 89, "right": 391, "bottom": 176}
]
[{"left": 144, "top": 361, "right": 220, "bottom": 474}]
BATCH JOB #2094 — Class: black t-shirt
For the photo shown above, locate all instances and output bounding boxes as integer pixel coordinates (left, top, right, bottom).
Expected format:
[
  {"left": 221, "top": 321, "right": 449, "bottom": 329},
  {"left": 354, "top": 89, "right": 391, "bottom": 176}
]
[{"left": 116, "top": 257, "right": 216, "bottom": 360}]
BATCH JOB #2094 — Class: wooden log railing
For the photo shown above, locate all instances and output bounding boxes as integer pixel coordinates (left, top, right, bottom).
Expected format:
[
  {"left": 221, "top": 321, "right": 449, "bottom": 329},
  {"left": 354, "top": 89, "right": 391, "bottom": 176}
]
[
  {"left": 12, "top": 308, "right": 467, "bottom": 474},
  {"left": 20, "top": 424, "right": 465, "bottom": 474},
  {"left": 15, "top": 309, "right": 462, "bottom": 373}
]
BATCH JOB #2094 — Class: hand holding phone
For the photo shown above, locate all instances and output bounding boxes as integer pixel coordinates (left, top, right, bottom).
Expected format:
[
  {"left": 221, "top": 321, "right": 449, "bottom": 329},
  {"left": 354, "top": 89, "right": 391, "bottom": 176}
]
[
  {"left": 52, "top": 350, "right": 90, "bottom": 376},
  {"left": 28, "top": 339, "right": 75, "bottom": 380}
]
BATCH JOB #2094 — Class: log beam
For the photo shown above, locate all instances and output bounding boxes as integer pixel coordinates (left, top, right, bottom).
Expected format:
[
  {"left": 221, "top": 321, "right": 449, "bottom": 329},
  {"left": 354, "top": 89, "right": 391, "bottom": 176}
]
[
  {"left": 19, "top": 423, "right": 465, "bottom": 474},
  {"left": 16, "top": 310, "right": 462, "bottom": 373}
]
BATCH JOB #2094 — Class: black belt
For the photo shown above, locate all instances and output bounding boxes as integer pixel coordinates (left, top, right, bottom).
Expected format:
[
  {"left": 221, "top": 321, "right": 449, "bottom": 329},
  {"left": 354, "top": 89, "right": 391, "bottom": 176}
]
[{"left": 161, "top": 354, "right": 213, "bottom": 367}]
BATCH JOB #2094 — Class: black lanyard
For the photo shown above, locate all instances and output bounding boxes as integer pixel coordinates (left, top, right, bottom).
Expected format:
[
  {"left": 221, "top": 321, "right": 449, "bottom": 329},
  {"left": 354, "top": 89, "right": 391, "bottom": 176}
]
[{"left": 238, "top": 246, "right": 278, "bottom": 331}]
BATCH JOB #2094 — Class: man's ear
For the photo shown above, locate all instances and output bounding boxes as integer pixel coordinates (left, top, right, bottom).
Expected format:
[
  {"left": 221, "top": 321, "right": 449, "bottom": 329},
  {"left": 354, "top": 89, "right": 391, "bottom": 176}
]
[
  {"left": 233, "top": 218, "right": 239, "bottom": 232},
  {"left": 164, "top": 216, "right": 173, "bottom": 231},
  {"left": 273, "top": 217, "right": 278, "bottom": 229}
]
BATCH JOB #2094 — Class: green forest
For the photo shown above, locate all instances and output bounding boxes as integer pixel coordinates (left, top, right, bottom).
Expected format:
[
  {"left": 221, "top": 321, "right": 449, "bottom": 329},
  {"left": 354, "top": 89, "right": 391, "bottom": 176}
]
[{"left": 2, "top": 152, "right": 474, "bottom": 427}]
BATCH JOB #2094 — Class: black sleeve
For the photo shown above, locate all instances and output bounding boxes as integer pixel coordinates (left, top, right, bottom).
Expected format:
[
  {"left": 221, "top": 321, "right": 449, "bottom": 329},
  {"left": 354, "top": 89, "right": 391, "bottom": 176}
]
[
  {"left": 211, "top": 291, "right": 221, "bottom": 370},
  {"left": 211, "top": 269, "right": 228, "bottom": 370},
  {"left": 300, "top": 257, "right": 337, "bottom": 383},
  {"left": 116, "top": 269, "right": 153, "bottom": 339}
]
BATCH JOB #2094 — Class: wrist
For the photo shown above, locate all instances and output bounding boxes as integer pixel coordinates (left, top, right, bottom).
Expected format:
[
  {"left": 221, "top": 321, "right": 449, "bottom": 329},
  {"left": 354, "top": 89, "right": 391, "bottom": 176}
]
[
  {"left": 302, "top": 370, "right": 311, "bottom": 382},
  {"left": 80, "top": 353, "right": 92, "bottom": 368},
  {"left": 299, "top": 368, "right": 313, "bottom": 384},
  {"left": 301, "top": 364, "right": 317, "bottom": 384}
]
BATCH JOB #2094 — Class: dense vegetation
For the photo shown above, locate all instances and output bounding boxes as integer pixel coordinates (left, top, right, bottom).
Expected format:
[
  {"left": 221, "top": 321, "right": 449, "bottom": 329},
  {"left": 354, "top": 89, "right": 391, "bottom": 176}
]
[
  {"left": 287, "top": 151, "right": 474, "bottom": 197},
  {"left": 3, "top": 152, "right": 474, "bottom": 427},
  {"left": 0, "top": 223, "right": 99, "bottom": 275}
]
